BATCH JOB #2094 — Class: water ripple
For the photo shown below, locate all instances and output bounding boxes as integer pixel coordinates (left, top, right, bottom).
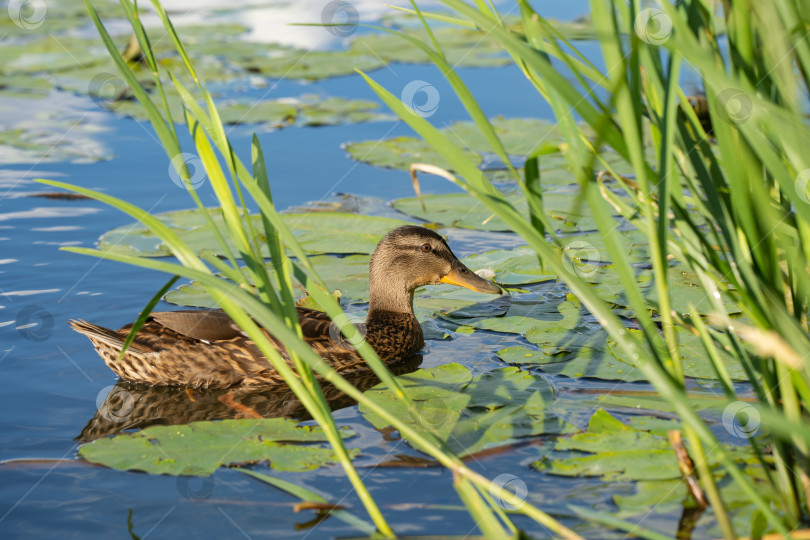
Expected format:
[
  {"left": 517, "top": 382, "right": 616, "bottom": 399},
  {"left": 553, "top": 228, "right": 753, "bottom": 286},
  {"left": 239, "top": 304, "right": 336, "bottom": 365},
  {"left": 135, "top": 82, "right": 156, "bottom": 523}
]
[{"left": 0, "top": 207, "right": 99, "bottom": 222}]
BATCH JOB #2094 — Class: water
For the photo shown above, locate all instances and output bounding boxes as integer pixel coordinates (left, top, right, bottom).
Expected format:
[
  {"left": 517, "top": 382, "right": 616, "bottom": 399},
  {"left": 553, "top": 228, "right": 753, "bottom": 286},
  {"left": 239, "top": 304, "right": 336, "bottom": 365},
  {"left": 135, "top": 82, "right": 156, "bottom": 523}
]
[{"left": 0, "top": 1, "right": 721, "bottom": 538}]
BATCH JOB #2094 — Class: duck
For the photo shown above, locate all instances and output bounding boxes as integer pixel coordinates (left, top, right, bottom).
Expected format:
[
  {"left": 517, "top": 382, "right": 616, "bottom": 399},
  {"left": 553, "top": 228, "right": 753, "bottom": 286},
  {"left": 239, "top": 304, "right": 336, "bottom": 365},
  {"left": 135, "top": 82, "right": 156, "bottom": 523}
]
[{"left": 70, "top": 225, "right": 502, "bottom": 389}]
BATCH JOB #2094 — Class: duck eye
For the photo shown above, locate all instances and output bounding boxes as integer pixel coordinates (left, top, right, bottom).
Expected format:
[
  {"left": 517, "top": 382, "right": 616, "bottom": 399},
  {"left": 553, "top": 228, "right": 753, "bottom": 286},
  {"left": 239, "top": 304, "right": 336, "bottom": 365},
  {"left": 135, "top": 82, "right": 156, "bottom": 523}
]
[{"left": 420, "top": 243, "right": 432, "bottom": 253}]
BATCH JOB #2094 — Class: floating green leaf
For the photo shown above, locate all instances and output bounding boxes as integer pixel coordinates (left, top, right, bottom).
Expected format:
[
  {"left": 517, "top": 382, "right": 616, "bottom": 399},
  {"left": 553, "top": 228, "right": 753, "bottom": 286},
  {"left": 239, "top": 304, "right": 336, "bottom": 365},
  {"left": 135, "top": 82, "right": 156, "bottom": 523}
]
[
  {"left": 607, "top": 327, "right": 749, "bottom": 381},
  {"left": 238, "top": 50, "right": 384, "bottom": 81},
  {"left": 459, "top": 230, "right": 649, "bottom": 285},
  {"left": 461, "top": 246, "right": 554, "bottom": 285},
  {"left": 482, "top": 299, "right": 644, "bottom": 380},
  {"left": 392, "top": 190, "right": 607, "bottom": 233},
  {"left": 209, "top": 99, "right": 298, "bottom": 126},
  {"left": 0, "top": 74, "right": 52, "bottom": 98},
  {"left": 590, "top": 264, "right": 740, "bottom": 317},
  {"left": 1, "top": 36, "right": 110, "bottom": 75},
  {"left": 78, "top": 417, "right": 357, "bottom": 476},
  {"left": 298, "top": 96, "right": 393, "bottom": 126},
  {"left": 380, "top": 12, "right": 598, "bottom": 42},
  {"left": 489, "top": 295, "right": 746, "bottom": 382},
  {"left": 416, "top": 285, "right": 512, "bottom": 319},
  {"left": 0, "top": 0, "right": 119, "bottom": 39},
  {"left": 349, "top": 26, "right": 510, "bottom": 68},
  {"left": 98, "top": 208, "right": 409, "bottom": 257},
  {"left": 360, "top": 363, "right": 575, "bottom": 456},
  {"left": 166, "top": 254, "right": 371, "bottom": 308},
  {"left": 345, "top": 117, "right": 568, "bottom": 171},
  {"left": 534, "top": 409, "right": 681, "bottom": 481},
  {"left": 594, "top": 394, "right": 722, "bottom": 413},
  {"left": 495, "top": 345, "right": 554, "bottom": 364},
  {"left": 345, "top": 136, "right": 481, "bottom": 171},
  {"left": 282, "top": 212, "right": 408, "bottom": 254},
  {"left": 394, "top": 192, "right": 521, "bottom": 232},
  {"left": 457, "top": 296, "right": 579, "bottom": 343},
  {"left": 108, "top": 91, "right": 389, "bottom": 127}
]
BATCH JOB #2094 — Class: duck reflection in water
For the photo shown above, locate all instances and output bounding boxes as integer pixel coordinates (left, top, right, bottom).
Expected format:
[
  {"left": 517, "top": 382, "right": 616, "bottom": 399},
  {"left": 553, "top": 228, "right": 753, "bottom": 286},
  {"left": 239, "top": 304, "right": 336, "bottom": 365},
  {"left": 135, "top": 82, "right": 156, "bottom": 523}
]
[{"left": 77, "top": 355, "right": 422, "bottom": 443}]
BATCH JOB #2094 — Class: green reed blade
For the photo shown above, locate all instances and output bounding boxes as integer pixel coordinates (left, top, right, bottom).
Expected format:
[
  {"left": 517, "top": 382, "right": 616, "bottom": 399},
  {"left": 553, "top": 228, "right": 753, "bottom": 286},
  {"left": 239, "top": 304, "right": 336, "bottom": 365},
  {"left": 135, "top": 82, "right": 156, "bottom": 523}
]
[
  {"left": 118, "top": 275, "right": 179, "bottom": 360},
  {"left": 85, "top": 0, "right": 179, "bottom": 158},
  {"left": 453, "top": 476, "right": 514, "bottom": 539}
]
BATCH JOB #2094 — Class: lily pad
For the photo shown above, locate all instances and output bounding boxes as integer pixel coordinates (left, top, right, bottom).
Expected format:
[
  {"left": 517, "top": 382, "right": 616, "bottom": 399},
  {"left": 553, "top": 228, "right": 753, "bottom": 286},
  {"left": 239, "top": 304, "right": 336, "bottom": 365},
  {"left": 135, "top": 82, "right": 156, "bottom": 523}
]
[
  {"left": 393, "top": 192, "right": 522, "bottom": 232},
  {"left": 416, "top": 285, "right": 512, "bottom": 320},
  {"left": 360, "top": 363, "right": 575, "bottom": 456},
  {"left": 533, "top": 409, "right": 681, "bottom": 481},
  {"left": 489, "top": 295, "right": 747, "bottom": 382},
  {"left": 460, "top": 246, "right": 554, "bottom": 285},
  {"left": 593, "top": 393, "right": 726, "bottom": 413},
  {"left": 107, "top": 92, "right": 389, "bottom": 128},
  {"left": 590, "top": 263, "right": 740, "bottom": 316},
  {"left": 238, "top": 50, "right": 384, "bottom": 81},
  {"left": 283, "top": 212, "right": 409, "bottom": 254},
  {"left": 345, "top": 117, "right": 568, "bottom": 171},
  {"left": 381, "top": 13, "right": 598, "bottom": 42},
  {"left": 458, "top": 230, "right": 649, "bottom": 286},
  {"left": 345, "top": 136, "right": 482, "bottom": 172},
  {"left": 606, "top": 327, "right": 748, "bottom": 382},
  {"left": 392, "top": 190, "right": 606, "bottom": 233},
  {"left": 214, "top": 100, "right": 299, "bottom": 126},
  {"left": 540, "top": 345, "right": 649, "bottom": 381},
  {"left": 78, "top": 417, "right": 356, "bottom": 476},
  {"left": 98, "top": 208, "right": 409, "bottom": 257},
  {"left": 166, "top": 254, "right": 372, "bottom": 308},
  {"left": 106, "top": 90, "right": 191, "bottom": 122},
  {"left": 0, "top": 0, "right": 119, "bottom": 39},
  {"left": 455, "top": 296, "right": 581, "bottom": 343},
  {"left": 445, "top": 117, "right": 570, "bottom": 158},
  {"left": 298, "top": 96, "right": 393, "bottom": 126},
  {"left": 1, "top": 37, "right": 110, "bottom": 75},
  {"left": 495, "top": 345, "right": 554, "bottom": 365},
  {"left": 479, "top": 299, "right": 643, "bottom": 381},
  {"left": 0, "top": 75, "right": 52, "bottom": 98},
  {"left": 349, "top": 26, "right": 510, "bottom": 68},
  {"left": 537, "top": 409, "right": 775, "bottom": 534}
]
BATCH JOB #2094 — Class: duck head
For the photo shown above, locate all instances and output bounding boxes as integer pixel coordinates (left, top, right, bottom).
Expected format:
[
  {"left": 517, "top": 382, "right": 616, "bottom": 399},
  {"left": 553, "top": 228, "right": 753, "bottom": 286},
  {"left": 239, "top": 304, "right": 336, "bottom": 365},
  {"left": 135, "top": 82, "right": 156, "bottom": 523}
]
[{"left": 368, "top": 225, "right": 501, "bottom": 315}]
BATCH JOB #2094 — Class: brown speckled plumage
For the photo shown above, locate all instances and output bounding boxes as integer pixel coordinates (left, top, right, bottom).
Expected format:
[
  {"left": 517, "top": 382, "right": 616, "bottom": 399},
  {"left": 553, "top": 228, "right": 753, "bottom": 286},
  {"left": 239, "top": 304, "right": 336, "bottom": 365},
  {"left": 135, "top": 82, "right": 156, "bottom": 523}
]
[{"left": 70, "top": 225, "right": 501, "bottom": 389}]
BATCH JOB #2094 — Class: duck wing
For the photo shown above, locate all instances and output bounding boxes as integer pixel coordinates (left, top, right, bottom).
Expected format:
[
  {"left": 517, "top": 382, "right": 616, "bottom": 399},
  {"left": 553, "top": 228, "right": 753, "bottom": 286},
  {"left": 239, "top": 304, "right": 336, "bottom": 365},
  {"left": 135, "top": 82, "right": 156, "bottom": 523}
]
[
  {"left": 154, "top": 307, "right": 366, "bottom": 357},
  {"left": 296, "top": 307, "right": 366, "bottom": 351},
  {"left": 296, "top": 307, "right": 333, "bottom": 340},
  {"left": 151, "top": 310, "right": 244, "bottom": 341}
]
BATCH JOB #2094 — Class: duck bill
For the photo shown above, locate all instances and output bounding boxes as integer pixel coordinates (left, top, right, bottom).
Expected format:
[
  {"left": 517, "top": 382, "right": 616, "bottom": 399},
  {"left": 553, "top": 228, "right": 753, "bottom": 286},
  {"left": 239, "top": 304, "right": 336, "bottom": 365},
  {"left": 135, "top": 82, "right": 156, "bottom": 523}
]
[{"left": 439, "top": 263, "right": 501, "bottom": 294}]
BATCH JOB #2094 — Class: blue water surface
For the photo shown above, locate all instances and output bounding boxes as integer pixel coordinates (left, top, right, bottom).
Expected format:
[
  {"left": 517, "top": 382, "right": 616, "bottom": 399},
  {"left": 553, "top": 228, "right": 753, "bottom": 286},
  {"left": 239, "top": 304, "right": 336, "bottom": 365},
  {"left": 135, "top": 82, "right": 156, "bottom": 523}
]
[{"left": 0, "top": 1, "right": 682, "bottom": 538}]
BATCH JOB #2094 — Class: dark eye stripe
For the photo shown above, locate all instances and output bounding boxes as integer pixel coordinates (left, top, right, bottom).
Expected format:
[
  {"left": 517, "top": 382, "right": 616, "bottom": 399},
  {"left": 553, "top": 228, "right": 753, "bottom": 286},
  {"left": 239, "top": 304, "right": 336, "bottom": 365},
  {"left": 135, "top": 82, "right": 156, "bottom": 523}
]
[{"left": 388, "top": 241, "right": 454, "bottom": 262}]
